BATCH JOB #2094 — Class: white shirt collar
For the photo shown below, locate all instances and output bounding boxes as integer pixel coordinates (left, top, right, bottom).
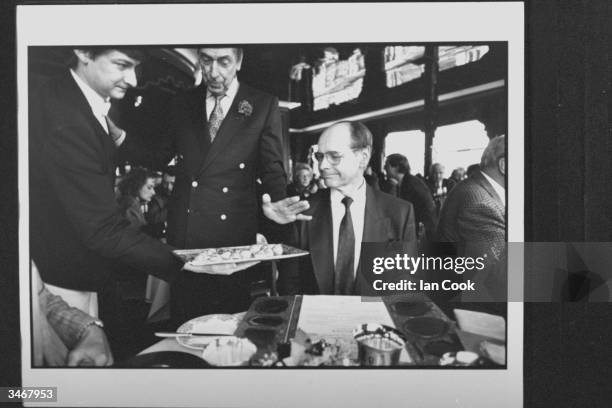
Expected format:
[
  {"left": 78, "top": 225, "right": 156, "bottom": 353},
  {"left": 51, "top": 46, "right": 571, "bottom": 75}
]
[
  {"left": 481, "top": 170, "right": 506, "bottom": 207},
  {"left": 330, "top": 177, "right": 367, "bottom": 205},
  {"left": 70, "top": 69, "right": 111, "bottom": 118}
]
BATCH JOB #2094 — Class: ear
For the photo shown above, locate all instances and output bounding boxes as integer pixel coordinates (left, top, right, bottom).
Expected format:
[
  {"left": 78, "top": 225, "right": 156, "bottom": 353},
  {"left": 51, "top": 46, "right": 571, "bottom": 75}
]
[
  {"left": 73, "top": 49, "right": 92, "bottom": 65},
  {"left": 498, "top": 157, "right": 506, "bottom": 176},
  {"left": 359, "top": 148, "right": 371, "bottom": 170},
  {"left": 236, "top": 56, "right": 243, "bottom": 72}
]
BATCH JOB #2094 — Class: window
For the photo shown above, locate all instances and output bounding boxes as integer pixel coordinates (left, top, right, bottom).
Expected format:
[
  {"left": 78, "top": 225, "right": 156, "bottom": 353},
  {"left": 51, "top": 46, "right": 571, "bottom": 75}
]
[
  {"left": 384, "top": 45, "right": 490, "bottom": 88},
  {"left": 383, "top": 46, "right": 425, "bottom": 88},
  {"left": 431, "top": 120, "right": 489, "bottom": 177},
  {"left": 384, "top": 130, "right": 426, "bottom": 176},
  {"left": 438, "top": 45, "right": 489, "bottom": 72},
  {"left": 312, "top": 48, "right": 366, "bottom": 111}
]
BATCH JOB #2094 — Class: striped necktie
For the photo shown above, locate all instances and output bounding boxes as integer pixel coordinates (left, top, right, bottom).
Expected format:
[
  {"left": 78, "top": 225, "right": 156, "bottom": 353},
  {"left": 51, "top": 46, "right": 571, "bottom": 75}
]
[{"left": 208, "top": 94, "right": 225, "bottom": 142}]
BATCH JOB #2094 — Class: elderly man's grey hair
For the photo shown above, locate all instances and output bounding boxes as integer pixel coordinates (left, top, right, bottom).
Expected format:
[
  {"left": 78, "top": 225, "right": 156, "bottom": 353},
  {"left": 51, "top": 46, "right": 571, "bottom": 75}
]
[{"left": 480, "top": 135, "right": 506, "bottom": 170}]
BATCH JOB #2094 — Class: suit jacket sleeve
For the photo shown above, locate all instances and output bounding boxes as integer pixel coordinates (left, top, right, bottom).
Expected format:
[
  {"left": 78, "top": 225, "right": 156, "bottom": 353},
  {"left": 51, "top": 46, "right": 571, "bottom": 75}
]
[
  {"left": 456, "top": 203, "right": 505, "bottom": 255},
  {"left": 40, "top": 285, "right": 96, "bottom": 349},
  {"left": 401, "top": 202, "right": 417, "bottom": 242},
  {"left": 45, "top": 124, "right": 182, "bottom": 281},
  {"left": 257, "top": 96, "right": 287, "bottom": 202}
]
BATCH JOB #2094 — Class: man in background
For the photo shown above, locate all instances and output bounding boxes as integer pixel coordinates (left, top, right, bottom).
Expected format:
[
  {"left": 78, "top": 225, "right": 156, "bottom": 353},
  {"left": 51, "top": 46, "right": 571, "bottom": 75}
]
[
  {"left": 437, "top": 135, "right": 506, "bottom": 300},
  {"left": 384, "top": 153, "right": 437, "bottom": 242},
  {"left": 146, "top": 165, "right": 176, "bottom": 240}
]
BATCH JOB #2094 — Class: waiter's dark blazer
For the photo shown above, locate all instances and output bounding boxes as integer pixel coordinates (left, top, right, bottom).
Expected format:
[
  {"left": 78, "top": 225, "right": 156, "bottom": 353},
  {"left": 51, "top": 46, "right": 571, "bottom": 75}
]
[
  {"left": 124, "top": 82, "right": 287, "bottom": 249},
  {"left": 279, "top": 185, "right": 417, "bottom": 295},
  {"left": 29, "top": 72, "right": 181, "bottom": 292}
]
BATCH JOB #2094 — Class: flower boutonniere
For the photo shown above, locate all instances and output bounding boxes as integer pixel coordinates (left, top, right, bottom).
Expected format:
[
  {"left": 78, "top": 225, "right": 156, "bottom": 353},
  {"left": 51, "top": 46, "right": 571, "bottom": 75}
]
[{"left": 237, "top": 100, "right": 253, "bottom": 117}]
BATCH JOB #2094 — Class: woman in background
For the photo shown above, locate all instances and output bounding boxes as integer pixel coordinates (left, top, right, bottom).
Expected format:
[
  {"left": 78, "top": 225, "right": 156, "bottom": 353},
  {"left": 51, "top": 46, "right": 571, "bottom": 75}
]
[
  {"left": 117, "top": 167, "right": 157, "bottom": 230},
  {"left": 106, "top": 167, "right": 159, "bottom": 361},
  {"left": 287, "top": 162, "right": 319, "bottom": 199}
]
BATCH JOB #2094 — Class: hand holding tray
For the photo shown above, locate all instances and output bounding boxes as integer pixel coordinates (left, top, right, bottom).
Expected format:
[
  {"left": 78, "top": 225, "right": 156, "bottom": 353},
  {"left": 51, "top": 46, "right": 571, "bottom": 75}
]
[{"left": 174, "top": 244, "right": 309, "bottom": 274}]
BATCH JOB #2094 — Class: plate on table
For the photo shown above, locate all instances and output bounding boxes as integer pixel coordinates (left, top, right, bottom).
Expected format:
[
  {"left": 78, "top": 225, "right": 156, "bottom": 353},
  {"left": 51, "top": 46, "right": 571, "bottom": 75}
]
[
  {"left": 173, "top": 244, "right": 309, "bottom": 268},
  {"left": 176, "top": 314, "right": 242, "bottom": 350}
]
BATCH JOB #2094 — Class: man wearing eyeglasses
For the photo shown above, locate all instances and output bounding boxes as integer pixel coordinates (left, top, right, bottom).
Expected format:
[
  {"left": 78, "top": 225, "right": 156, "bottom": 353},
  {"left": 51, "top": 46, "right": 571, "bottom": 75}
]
[{"left": 279, "top": 121, "right": 417, "bottom": 295}]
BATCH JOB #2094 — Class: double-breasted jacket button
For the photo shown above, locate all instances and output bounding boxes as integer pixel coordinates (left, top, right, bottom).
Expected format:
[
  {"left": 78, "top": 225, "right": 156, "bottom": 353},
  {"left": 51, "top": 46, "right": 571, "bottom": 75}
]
[
  {"left": 239, "top": 163, "right": 245, "bottom": 169},
  {"left": 220, "top": 214, "right": 227, "bottom": 221},
  {"left": 187, "top": 208, "right": 191, "bottom": 214},
  {"left": 191, "top": 181, "right": 198, "bottom": 188},
  {"left": 222, "top": 187, "right": 229, "bottom": 193}
]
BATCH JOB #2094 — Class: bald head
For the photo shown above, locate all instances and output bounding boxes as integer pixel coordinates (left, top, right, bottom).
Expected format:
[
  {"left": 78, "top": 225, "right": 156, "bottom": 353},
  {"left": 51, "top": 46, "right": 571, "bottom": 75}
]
[
  {"left": 317, "top": 121, "right": 372, "bottom": 192},
  {"left": 480, "top": 135, "right": 506, "bottom": 187}
]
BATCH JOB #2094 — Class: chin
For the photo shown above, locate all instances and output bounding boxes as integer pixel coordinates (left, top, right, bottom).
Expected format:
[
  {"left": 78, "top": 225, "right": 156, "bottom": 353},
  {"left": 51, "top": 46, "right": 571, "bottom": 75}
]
[
  {"left": 111, "top": 90, "right": 127, "bottom": 100},
  {"left": 323, "top": 178, "right": 338, "bottom": 188}
]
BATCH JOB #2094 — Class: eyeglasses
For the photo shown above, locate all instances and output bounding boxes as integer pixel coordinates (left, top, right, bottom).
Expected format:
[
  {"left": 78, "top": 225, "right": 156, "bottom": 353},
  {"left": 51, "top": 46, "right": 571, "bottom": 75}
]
[{"left": 314, "top": 149, "right": 361, "bottom": 165}]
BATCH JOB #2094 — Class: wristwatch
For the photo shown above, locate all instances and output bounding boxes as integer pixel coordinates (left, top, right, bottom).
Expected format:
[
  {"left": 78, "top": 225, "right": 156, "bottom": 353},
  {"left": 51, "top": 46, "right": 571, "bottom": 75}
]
[
  {"left": 88, "top": 319, "right": 104, "bottom": 329},
  {"left": 77, "top": 318, "right": 104, "bottom": 341}
]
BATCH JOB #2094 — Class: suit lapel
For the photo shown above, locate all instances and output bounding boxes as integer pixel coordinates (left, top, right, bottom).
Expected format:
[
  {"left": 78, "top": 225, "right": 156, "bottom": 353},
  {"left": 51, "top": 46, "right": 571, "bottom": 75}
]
[
  {"left": 355, "top": 185, "right": 389, "bottom": 294},
  {"left": 184, "top": 86, "right": 211, "bottom": 171},
  {"left": 63, "top": 73, "right": 115, "bottom": 167},
  {"left": 198, "top": 84, "right": 248, "bottom": 177},
  {"left": 362, "top": 185, "right": 388, "bottom": 242},
  {"left": 308, "top": 190, "right": 335, "bottom": 294}
]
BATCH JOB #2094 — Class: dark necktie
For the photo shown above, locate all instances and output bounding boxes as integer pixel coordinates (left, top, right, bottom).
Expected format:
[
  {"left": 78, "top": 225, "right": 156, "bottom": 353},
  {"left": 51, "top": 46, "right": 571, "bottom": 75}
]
[
  {"left": 104, "top": 115, "right": 124, "bottom": 147},
  {"left": 334, "top": 196, "right": 355, "bottom": 295},
  {"left": 208, "top": 94, "right": 225, "bottom": 142}
]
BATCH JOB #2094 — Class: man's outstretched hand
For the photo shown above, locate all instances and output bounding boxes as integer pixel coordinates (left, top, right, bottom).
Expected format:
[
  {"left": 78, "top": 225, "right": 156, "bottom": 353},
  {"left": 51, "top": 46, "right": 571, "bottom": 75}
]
[{"left": 262, "top": 194, "right": 312, "bottom": 224}]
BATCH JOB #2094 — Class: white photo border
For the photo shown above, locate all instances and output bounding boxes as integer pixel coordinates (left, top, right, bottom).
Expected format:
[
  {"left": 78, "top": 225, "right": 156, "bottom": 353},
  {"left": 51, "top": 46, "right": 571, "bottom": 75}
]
[{"left": 18, "top": 2, "right": 524, "bottom": 407}]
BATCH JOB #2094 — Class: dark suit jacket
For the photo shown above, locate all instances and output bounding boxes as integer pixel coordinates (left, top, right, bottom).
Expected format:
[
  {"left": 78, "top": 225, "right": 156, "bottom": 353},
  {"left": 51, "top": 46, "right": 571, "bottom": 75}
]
[
  {"left": 123, "top": 83, "right": 287, "bottom": 249},
  {"left": 436, "top": 171, "right": 506, "bottom": 299},
  {"left": 279, "top": 185, "right": 417, "bottom": 295},
  {"left": 29, "top": 72, "right": 181, "bottom": 292},
  {"left": 399, "top": 174, "right": 438, "bottom": 241}
]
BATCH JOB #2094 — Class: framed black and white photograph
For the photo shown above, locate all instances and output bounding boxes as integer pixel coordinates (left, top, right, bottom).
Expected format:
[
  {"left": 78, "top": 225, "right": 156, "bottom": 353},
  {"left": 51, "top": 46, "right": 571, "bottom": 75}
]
[{"left": 17, "top": 2, "right": 524, "bottom": 407}]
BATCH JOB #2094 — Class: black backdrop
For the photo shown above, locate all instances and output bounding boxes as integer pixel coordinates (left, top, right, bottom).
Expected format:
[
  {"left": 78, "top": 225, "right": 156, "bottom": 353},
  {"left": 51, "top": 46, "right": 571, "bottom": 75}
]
[{"left": 1, "top": 1, "right": 611, "bottom": 407}]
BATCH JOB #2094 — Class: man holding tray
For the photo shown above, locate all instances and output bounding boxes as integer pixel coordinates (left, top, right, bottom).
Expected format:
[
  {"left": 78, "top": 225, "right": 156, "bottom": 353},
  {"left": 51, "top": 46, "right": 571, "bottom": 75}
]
[
  {"left": 29, "top": 47, "right": 302, "bottom": 323},
  {"left": 29, "top": 48, "right": 188, "bottom": 320}
]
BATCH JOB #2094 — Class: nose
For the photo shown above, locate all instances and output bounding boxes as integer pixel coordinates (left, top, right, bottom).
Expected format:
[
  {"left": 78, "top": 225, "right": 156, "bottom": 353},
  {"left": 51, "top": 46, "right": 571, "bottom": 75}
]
[
  {"left": 318, "top": 154, "right": 331, "bottom": 171},
  {"left": 209, "top": 61, "right": 221, "bottom": 79},
  {"left": 124, "top": 67, "right": 137, "bottom": 87}
]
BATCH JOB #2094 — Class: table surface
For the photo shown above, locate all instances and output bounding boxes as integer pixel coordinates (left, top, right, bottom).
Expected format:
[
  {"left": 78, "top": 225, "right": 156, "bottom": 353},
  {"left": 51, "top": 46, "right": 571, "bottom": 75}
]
[{"left": 138, "top": 295, "right": 503, "bottom": 365}]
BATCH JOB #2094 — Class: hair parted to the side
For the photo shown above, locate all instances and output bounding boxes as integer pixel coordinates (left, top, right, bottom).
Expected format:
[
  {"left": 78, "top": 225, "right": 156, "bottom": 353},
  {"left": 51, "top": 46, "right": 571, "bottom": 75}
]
[
  {"left": 68, "top": 47, "right": 147, "bottom": 68},
  {"left": 197, "top": 46, "right": 243, "bottom": 63},
  {"left": 385, "top": 153, "right": 411, "bottom": 175}
]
